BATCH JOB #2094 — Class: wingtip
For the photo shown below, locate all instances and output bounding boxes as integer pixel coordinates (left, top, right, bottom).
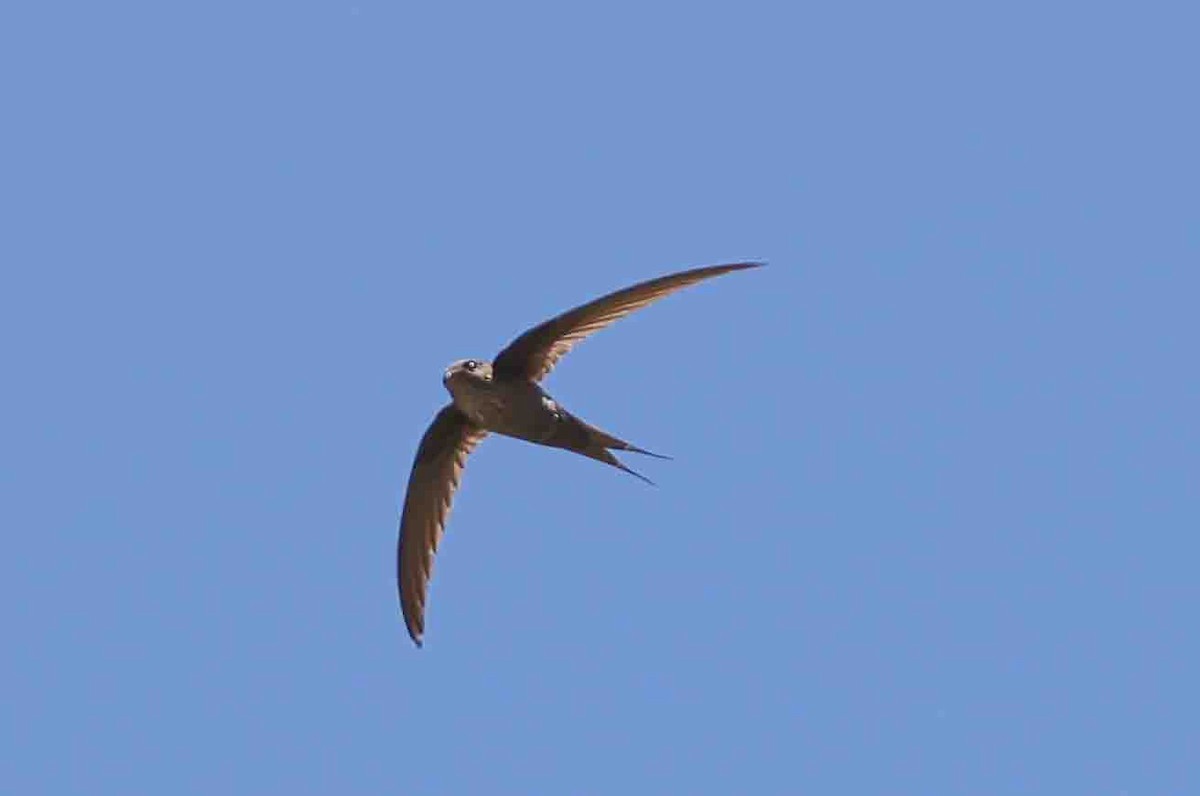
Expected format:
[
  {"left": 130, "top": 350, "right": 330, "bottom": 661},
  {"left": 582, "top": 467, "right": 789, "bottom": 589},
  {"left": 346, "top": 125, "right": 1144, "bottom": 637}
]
[
  {"left": 708, "top": 261, "right": 766, "bottom": 277},
  {"left": 403, "top": 615, "right": 425, "bottom": 648}
]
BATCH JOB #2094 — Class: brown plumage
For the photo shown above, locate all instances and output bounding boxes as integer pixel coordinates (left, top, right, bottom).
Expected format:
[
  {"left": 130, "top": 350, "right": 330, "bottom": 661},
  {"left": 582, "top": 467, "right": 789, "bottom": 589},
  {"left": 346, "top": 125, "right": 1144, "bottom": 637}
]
[
  {"left": 396, "top": 262, "right": 762, "bottom": 646},
  {"left": 396, "top": 406, "right": 487, "bottom": 645}
]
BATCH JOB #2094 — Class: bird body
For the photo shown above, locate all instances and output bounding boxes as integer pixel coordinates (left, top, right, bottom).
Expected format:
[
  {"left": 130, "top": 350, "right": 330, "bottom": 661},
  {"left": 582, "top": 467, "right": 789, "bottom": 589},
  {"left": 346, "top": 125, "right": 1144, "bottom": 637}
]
[
  {"left": 444, "top": 358, "right": 662, "bottom": 479},
  {"left": 443, "top": 360, "right": 557, "bottom": 444},
  {"left": 396, "top": 261, "right": 762, "bottom": 645}
]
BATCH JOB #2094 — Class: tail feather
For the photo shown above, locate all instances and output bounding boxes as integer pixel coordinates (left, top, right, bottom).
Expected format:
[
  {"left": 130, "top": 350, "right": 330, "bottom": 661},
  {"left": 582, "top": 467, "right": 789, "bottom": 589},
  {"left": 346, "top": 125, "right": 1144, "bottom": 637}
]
[
  {"left": 614, "top": 442, "right": 672, "bottom": 460},
  {"left": 588, "top": 446, "right": 657, "bottom": 486},
  {"left": 547, "top": 409, "right": 665, "bottom": 484},
  {"left": 583, "top": 424, "right": 671, "bottom": 460}
]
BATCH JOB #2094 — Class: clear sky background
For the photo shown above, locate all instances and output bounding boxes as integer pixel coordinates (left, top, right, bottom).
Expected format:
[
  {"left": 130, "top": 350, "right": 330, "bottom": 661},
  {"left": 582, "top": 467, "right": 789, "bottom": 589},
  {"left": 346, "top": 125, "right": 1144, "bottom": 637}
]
[{"left": 3, "top": 2, "right": 1197, "bottom": 794}]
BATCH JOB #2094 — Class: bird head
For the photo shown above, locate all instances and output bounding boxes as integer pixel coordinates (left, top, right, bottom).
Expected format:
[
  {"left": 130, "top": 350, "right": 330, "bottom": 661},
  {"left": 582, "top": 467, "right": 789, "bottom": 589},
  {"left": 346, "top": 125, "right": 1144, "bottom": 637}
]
[{"left": 443, "top": 358, "right": 494, "bottom": 391}]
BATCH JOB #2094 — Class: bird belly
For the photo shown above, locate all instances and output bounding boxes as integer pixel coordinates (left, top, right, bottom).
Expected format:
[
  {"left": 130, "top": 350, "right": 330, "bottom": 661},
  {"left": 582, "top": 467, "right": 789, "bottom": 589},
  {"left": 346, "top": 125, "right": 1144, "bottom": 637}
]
[
  {"left": 451, "top": 386, "right": 507, "bottom": 429},
  {"left": 489, "top": 392, "right": 562, "bottom": 444},
  {"left": 451, "top": 381, "right": 561, "bottom": 443}
]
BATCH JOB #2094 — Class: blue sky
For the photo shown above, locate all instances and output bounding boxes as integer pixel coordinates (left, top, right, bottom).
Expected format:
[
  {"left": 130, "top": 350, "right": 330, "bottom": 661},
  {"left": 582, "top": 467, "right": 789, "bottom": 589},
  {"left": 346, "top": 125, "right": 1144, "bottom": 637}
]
[{"left": 4, "top": 1, "right": 1198, "bottom": 793}]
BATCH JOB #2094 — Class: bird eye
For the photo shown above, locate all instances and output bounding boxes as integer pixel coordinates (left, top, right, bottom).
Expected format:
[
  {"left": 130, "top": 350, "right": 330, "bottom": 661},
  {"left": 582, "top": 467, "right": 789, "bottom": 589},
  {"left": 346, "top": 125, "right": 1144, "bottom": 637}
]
[{"left": 464, "top": 360, "right": 478, "bottom": 371}]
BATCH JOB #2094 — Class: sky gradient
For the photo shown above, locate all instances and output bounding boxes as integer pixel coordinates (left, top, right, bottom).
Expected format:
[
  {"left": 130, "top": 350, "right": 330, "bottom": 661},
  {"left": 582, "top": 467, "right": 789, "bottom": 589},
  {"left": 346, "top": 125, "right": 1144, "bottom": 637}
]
[{"left": 4, "top": 2, "right": 1198, "bottom": 793}]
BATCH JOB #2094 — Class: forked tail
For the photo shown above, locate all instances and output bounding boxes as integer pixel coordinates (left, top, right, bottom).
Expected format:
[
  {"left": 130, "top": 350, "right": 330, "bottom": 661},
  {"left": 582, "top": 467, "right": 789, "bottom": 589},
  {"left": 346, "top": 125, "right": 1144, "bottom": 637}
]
[{"left": 549, "top": 410, "right": 670, "bottom": 485}]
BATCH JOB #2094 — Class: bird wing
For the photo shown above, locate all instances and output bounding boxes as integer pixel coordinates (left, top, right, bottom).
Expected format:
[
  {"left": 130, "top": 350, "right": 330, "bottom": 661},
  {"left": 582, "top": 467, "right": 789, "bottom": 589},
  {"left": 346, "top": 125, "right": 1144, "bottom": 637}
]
[
  {"left": 491, "top": 262, "right": 763, "bottom": 382},
  {"left": 397, "top": 404, "right": 488, "bottom": 646}
]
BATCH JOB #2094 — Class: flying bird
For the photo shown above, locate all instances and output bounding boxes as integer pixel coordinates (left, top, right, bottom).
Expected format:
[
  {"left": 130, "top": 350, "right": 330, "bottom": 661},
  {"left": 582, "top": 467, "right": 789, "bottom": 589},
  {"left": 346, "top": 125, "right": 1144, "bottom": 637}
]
[{"left": 396, "top": 261, "right": 762, "bottom": 646}]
